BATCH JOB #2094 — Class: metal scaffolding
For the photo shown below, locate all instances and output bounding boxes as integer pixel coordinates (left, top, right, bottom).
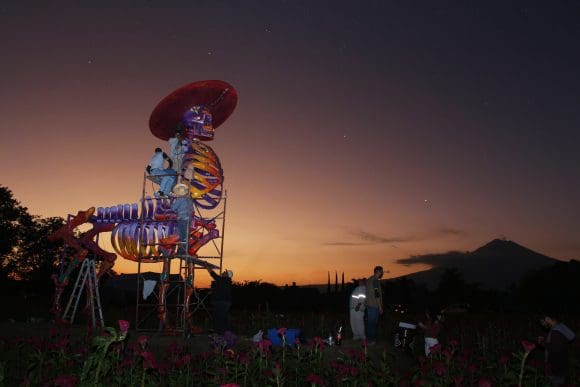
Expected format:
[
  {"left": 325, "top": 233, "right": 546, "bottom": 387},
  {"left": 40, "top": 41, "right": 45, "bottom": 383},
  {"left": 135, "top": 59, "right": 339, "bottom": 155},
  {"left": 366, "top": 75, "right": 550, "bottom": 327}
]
[{"left": 135, "top": 173, "right": 226, "bottom": 335}]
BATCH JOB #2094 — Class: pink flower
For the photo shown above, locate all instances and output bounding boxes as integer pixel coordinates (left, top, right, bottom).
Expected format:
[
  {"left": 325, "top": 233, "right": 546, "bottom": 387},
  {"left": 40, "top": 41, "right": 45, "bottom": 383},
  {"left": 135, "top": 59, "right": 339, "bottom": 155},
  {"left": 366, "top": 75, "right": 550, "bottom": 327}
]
[
  {"left": 277, "top": 327, "right": 287, "bottom": 336},
  {"left": 239, "top": 352, "right": 251, "bottom": 365},
  {"left": 220, "top": 383, "right": 239, "bottom": 387},
  {"left": 313, "top": 336, "right": 326, "bottom": 349},
  {"left": 138, "top": 335, "right": 148, "bottom": 349},
  {"left": 181, "top": 354, "right": 192, "bottom": 365},
  {"left": 118, "top": 320, "right": 130, "bottom": 335},
  {"left": 224, "top": 348, "right": 236, "bottom": 359},
  {"left": 521, "top": 340, "right": 536, "bottom": 353},
  {"left": 448, "top": 338, "right": 459, "bottom": 347},
  {"left": 257, "top": 338, "right": 272, "bottom": 353},
  {"left": 429, "top": 343, "right": 442, "bottom": 353},
  {"left": 432, "top": 360, "right": 446, "bottom": 376},
  {"left": 306, "top": 373, "right": 325, "bottom": 386},
  {"left": 54, "top": 375, "right": 78, "bottom": 387},
  {"left": 477, "top": 378, "right": 492, "bottom": 387},
  {"left": 55, "top": 338, "right": 70, "bottom": 350},
  {"left": 141, "top": 351, "right": 157, "bottom": 370}
]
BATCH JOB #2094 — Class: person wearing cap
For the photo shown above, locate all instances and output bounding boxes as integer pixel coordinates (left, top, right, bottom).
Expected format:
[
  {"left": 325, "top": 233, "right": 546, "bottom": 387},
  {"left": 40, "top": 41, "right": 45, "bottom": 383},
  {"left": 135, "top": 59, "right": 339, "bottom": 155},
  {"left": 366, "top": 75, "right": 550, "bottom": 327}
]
[
  {"left": 206, "top": 266, "right": 233, "bottom": 334},
  {"left": 170, "top": 183, "right": 193, "bottom": 256},
  {"left": 146, "top": 147, "right": 176, "bottom": 198}
]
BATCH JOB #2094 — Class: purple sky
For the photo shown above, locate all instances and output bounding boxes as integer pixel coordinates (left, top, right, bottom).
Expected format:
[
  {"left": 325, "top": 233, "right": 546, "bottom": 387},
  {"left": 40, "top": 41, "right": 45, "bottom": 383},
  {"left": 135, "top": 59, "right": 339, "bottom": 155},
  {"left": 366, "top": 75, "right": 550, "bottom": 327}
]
[{"left": 1, "top": 1, "right": 579, "bottom": 285}]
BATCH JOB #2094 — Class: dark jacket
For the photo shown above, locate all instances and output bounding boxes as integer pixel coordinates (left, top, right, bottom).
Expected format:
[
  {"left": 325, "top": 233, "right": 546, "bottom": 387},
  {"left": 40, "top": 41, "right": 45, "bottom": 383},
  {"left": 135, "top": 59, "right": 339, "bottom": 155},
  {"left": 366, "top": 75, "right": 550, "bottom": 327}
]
[{"left": 210, "top": 271, "right": 232, "bottom": 302}]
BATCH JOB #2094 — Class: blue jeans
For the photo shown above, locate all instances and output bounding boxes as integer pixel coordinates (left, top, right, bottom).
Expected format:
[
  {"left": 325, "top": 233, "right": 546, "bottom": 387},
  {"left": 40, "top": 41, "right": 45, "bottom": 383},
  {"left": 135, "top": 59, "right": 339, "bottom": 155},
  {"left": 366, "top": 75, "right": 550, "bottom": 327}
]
[
  {"left": 366, "top": 306, "right": 380, "bottom": 342},
  {"left": 150, "top": 168, "right": 176, "bottom": 195},
  {"left": 176, "top": 219, "right": 189, "bottom": 255}
]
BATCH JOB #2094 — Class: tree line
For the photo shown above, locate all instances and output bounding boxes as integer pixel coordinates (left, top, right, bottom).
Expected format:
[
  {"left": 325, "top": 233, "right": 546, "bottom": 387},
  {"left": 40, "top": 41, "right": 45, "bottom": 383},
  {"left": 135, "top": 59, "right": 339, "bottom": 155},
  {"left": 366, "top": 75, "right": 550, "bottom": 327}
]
[{"left": 2, "top": 184, "right": 579, "bottom": 319}]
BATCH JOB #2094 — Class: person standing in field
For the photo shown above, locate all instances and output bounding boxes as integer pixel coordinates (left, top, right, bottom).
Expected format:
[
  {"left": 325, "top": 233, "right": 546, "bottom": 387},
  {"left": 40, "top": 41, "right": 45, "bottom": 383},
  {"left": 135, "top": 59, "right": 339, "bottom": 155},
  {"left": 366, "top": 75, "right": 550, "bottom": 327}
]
[
  {"left": 206, "top": 267, "right": 234, "bottom": 334},
  {"left": 349, "top": 278, "right": 366, "bottom": 340},
  {"left": 364, "top": 266, "right": 384, "bottom": 344},
  {"left": 537, "top": 314, "right": 576, "bottom": 386}
]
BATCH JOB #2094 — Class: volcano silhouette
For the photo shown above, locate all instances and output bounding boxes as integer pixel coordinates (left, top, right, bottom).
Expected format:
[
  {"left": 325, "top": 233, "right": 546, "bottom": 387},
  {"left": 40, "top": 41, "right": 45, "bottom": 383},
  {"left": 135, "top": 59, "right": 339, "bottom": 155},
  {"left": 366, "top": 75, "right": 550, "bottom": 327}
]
[{"left": 395, "top": 239, "right": 560, "bottom": 289}]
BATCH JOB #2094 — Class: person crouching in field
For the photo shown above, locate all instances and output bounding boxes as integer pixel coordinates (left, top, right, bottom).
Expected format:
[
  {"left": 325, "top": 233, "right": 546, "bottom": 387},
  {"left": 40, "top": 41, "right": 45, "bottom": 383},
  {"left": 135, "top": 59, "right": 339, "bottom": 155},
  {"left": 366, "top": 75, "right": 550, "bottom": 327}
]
[
  {"left": 350, "top": 279, "right": 366, "bottom": 340},
  {"left": 418, "top": 310, "right": 443, "bottom": 356}
]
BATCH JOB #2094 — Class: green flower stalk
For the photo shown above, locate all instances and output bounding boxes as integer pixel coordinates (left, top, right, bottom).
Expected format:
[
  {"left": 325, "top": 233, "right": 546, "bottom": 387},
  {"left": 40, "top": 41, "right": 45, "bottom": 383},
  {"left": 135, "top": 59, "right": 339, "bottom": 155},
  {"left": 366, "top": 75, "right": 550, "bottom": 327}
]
[{"left": 518, "top": 340, "right": 536, "bottom": 386}]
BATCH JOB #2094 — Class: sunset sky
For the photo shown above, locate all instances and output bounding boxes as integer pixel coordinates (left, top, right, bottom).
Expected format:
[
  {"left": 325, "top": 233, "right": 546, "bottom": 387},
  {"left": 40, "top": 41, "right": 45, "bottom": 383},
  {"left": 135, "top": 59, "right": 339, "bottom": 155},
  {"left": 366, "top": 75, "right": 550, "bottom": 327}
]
[{"left": 1, "top": 1, "right": 579, "bottom": 287}]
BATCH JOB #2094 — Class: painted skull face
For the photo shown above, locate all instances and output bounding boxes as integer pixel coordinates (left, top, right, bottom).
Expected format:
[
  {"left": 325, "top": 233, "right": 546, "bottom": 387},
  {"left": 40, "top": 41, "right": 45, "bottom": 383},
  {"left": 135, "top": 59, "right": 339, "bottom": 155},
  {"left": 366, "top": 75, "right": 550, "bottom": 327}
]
[{"left": 182, "top": 105, "right": 214, "bottom": 140}]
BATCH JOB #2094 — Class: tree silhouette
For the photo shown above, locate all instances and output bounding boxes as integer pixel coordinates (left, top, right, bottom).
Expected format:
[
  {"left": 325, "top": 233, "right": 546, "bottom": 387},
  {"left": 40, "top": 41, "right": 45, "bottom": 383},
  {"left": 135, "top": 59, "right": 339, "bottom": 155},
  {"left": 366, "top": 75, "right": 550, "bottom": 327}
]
[{"left": 0, "top": 185, "right": 64, "bottom": 283}]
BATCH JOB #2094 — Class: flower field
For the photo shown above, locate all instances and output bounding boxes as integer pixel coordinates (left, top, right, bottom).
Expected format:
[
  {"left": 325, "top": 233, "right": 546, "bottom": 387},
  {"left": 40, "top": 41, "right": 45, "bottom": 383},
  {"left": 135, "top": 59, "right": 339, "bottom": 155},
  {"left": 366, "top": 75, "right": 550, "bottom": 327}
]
[{"left": 0, "top": 312, "right": 578, "bottom": 386}]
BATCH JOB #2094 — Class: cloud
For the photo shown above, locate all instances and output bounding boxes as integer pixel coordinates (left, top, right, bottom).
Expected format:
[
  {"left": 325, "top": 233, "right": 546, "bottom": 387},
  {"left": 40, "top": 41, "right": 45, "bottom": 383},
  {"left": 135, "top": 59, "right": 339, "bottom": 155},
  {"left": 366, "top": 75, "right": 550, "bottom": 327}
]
[
  {"left": 353, "top": 230, "right": 415, "bottom": 244},
  {"left": 323, "top": 229, "right": 414, "bottom": 246},
  {"left": 323, "top": 226, "right": 467, "bottom": 247},
  {"left": 396, "top": 251, "right": 468, "bottom": 267},
  {"left": 436, "top": 228, "right": 466, "bottom": 237},
  {"left": 323, "top": 241, "right": 366, "bottom": 246}
]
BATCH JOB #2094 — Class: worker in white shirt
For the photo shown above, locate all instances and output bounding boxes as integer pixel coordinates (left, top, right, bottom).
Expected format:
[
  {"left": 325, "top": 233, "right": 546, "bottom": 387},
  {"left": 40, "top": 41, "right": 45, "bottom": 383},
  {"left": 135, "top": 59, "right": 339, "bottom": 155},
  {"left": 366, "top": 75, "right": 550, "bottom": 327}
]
[{"left": 350, "top": 278, "right": 367, "bottom": 341}]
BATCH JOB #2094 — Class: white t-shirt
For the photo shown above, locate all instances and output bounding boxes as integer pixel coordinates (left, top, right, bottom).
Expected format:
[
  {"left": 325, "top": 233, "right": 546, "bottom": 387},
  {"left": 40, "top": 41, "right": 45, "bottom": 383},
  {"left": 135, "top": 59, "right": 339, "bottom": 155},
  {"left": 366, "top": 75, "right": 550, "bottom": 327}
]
[{"left": 148, "top": 152, "right": 165, "bottom": 170}]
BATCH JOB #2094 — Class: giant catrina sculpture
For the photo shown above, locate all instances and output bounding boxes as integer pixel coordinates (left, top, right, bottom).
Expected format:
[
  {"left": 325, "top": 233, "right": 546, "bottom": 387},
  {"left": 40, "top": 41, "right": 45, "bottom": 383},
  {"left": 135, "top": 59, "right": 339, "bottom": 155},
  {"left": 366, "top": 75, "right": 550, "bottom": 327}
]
[{"left": 50, "top": 80, "right": 237, "bottom": 330}]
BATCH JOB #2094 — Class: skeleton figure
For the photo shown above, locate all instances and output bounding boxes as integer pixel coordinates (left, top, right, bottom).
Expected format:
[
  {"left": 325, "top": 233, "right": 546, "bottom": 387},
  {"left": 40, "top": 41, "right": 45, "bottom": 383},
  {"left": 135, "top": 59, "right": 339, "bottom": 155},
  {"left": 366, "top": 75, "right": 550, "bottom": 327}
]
[{"left": 50, "top": 81, "right": 237, "bottom": 332}]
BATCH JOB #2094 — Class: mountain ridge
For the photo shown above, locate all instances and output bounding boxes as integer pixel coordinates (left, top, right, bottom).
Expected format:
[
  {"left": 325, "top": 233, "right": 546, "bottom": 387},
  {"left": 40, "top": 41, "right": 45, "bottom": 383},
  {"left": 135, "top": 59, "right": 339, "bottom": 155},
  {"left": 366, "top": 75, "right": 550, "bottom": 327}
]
[{"left": 391, "top": 238, "right": 561, "bottom": 290}]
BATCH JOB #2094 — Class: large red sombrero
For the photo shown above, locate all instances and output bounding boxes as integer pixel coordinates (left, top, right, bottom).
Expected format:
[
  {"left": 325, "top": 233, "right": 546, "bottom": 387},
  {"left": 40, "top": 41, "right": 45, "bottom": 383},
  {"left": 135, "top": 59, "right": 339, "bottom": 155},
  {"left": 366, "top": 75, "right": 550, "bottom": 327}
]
[{"left": 149, "top": 80, "right": 238, "bottom": 141}]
